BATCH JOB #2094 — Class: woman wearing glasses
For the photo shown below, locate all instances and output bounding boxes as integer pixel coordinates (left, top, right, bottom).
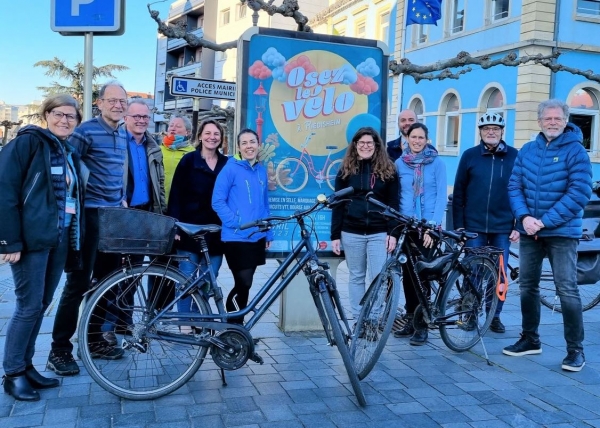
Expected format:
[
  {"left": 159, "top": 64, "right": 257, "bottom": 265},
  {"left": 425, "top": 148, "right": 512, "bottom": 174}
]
[
  {"left": 0, "top": 94, "right": 84, "bottom": 400},
  {"left": 394, "top": 122, "right": 447, "bottom": 345},
  {"left": 331, "top": 127, "right": 399, "bottom": 323}
]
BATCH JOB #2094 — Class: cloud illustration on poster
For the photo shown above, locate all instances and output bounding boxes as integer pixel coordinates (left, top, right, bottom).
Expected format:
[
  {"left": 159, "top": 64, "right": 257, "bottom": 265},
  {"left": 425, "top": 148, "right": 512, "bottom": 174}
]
[
  {"left": 248, "top": 60, "right": 272, "bottom": 80},
  {"left": 356, "top": 58, "right": 380, "bottom": 78},
  {"left": 339, "top": 64, "right": 358, "bottom": 85},
  {"left": 346, "top": 114, "right": 381, "bottom": 143},
  {"left": 262, "top": 47, "right": 286, "bottom": 68},
  {"left": 350, "top": 74, "right": 379, "bottom": 95},
  {"left": 272, "top": 66, "right": 287, "bottom": 82},
  {"left": 284, "top": 55, "right": 316, "bottom": 74}
]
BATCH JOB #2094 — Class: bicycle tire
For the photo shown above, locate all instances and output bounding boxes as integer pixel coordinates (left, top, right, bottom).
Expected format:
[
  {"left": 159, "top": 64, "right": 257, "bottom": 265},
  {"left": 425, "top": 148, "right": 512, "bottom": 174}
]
[
  {"left": 276, "top": 158, "right": 308, "bottom": 192},
  {"left": 438, "top": 256, "right": 499, "bottom": 352},
  {"left": 325, "top": 159, "right": 342, "bottom": 191},
  {"left": 351, "top": 268, "right": 401, "bottom": 380},
  {"left": 319, "top": 283, "right": 367, "bottom": 407},
  {"left": 540, "top": 272, "right": 600, "bottom": 313},
  {"left": 78, "top": 264, "right": 212, "bottom": 400}
]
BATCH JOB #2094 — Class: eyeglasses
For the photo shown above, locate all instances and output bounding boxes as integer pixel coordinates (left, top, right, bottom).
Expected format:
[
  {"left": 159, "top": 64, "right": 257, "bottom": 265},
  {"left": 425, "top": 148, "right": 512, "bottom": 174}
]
[
  {"left": 357, "top": 140, "right": 375, "bottom": 147},
  {"left": 481, "top": 126, "right": 502, "bottom": 132},
  {"left": 50, "top": 110, "right": 78, "bottom": 123},
  {"left": 541, "top": 117, "right": 565, "bottom": 124},
  {"left": 102, "top": 98, "right": 127, "bottom": 106},
  {"left": 126, "top": 114, "right": 151, "bottom": 122}
]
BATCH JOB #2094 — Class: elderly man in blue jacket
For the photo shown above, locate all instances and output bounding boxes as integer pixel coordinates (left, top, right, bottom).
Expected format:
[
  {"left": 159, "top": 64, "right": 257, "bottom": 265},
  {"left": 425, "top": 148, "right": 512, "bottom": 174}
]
[{"left": 505, "top": 99, "right": 592, "bottom": 372}]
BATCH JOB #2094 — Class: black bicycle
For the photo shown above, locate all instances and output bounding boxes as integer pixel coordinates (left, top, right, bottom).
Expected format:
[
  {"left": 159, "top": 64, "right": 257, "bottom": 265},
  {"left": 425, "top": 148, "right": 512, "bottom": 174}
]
[
  {"left": 351, "top": 195, "right": 501, "bottom": 379},
  {"left": 77, "top": 188, "right": 368, "bottom": 406}
]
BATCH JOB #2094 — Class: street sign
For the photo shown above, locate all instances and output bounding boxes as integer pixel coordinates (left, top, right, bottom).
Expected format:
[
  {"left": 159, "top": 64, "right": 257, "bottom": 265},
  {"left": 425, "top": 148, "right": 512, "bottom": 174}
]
[
  {"left": 169, "top": 76, "right": 237, "bottom": 101},
  {"left": 51, "top": 0, "right": 124, "bottom": 33}
]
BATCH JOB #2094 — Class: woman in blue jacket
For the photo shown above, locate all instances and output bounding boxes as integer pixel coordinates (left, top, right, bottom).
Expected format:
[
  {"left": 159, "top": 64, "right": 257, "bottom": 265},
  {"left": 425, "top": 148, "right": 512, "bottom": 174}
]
[
  {"left": 394, "top": 123, "right": 447, "bottom": 345},
  {"left": 0, "top": 94, "right": 84, "bottom": 401},
  {"left": 212, "top": 128, "right": 272, "bottom": 324}
]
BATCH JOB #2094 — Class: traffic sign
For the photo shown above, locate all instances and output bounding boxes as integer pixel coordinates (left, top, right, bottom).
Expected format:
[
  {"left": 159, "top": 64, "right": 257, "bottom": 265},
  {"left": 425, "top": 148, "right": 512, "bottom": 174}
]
[
  {"left": 51, "top": 0, "right": 124, "bottom": 33},
  {"left": 169, "top": 76, "right": 237, "bottom": 101}
]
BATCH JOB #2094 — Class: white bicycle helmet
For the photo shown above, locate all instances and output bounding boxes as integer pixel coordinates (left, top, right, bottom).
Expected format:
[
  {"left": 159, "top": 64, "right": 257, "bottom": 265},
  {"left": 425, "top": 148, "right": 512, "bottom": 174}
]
[{"left": 478, "top": 112, "right": 505, "bottom": 128}]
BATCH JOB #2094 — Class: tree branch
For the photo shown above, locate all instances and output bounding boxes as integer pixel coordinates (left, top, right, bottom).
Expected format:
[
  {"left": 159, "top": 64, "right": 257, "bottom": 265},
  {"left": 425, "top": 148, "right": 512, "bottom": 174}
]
[{"left": 241, "top": 0, "right": 312, "bottom": 32}]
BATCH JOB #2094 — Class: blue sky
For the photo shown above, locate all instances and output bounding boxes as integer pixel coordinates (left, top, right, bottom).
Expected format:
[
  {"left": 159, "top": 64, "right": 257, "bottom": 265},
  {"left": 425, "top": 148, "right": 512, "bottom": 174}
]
[{"left": 0, "top": 1, "right": 172, "bottom": 105}]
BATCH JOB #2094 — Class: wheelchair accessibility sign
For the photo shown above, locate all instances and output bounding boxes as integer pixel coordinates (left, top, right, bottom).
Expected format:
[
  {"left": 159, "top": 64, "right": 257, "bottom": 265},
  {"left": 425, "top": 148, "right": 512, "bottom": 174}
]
[{"left": 169, "top": 76, "right": 236, "bottom": 100}]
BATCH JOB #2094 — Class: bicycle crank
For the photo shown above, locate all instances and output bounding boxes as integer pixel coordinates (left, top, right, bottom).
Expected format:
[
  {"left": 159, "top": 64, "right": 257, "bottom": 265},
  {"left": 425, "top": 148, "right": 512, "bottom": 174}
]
[{"left": 210, "top": 329, "right": 252, "bottom": 370}]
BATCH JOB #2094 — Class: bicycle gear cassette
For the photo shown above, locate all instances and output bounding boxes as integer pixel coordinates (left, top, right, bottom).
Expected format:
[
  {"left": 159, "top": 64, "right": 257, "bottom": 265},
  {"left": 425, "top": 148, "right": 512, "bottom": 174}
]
[{"left": 211, "top": 329, "right": 251, "bottom": 370}]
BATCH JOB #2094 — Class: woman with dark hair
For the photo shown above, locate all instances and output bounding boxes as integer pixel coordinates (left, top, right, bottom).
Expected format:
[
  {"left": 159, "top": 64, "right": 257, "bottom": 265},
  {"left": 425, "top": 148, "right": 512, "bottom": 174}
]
[
  {"left": 212, "top": 128, "right": 272, "bottom": 324},
  {"left": 168, "top": 120, "right": 228, "bottom": 323},
  {"left": 394, "top": 122, "right": 447, "bottom": 345},
  {"left": 0, "top": 94, "right": 84, "bottom": 400},
  {"left": 331, "top": 126, "right": 399, "bottom": 323}
]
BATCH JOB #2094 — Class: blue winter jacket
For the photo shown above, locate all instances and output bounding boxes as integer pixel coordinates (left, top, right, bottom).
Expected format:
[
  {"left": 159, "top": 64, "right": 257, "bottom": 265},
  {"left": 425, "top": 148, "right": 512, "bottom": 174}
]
[
  {"left": 212, "top": 157, "right": 273, "bottom": 243},
  {"left": 508, "top": 123, "right": 592, "bottom": 238}
]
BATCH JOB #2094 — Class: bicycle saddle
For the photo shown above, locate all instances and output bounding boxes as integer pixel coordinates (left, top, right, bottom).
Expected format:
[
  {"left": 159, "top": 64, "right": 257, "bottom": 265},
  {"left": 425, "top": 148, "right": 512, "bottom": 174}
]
[
  {"left": 176, "top": 222, "right": 221, "bottom": 237},
  {"left": 415, "top": 253, "right": 454, "bottom": 278}
]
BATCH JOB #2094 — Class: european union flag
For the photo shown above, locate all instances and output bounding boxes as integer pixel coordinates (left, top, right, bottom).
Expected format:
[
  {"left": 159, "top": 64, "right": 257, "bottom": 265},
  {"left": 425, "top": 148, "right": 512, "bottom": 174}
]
[{"left": 406, "top": 0, "right": 442, "bottom": 26}]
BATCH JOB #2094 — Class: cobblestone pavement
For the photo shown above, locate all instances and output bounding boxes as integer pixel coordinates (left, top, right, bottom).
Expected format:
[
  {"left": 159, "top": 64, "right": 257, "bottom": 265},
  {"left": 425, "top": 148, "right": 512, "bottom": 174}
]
[{"left": 0, "top": 257, "right": 600, "bottom": 427}]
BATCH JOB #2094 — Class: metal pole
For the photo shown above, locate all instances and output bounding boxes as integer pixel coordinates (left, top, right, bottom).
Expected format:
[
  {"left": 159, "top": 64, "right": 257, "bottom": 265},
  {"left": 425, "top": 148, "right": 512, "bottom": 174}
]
[
  {"left": 192, "top": 67, "right": 201, "bottom": 142},
  {"left": 83, "top": 32, "right": 94, "bottom": 121}
]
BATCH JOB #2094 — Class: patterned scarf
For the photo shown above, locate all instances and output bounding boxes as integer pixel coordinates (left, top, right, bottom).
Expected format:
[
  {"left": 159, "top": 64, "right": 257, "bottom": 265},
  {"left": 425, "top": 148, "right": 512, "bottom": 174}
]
[
  {"left": 163, "top": 134, "right": 190, "bottom": 150},
  {"left": 401, "top": 144, "right": 438, "bottom": 219}
]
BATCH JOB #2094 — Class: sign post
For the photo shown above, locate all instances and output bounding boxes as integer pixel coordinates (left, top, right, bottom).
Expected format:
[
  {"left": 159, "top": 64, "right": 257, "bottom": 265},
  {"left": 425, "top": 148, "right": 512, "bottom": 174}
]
[{"left": 51, "top": 0, "right": 126, "bottom": 119}]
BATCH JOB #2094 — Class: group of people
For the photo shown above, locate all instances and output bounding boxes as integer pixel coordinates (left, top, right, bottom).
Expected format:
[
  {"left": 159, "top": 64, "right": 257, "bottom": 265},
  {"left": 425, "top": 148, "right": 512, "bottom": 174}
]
[{"left": 0, "top": 90, "right": 591, "bottom": 401}]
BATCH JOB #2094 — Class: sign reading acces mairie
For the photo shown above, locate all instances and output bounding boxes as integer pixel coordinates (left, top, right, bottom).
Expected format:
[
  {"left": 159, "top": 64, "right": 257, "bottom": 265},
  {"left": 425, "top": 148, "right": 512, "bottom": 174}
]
[{"left": 169, "top": 76, "right": 237, "bottom": 101}]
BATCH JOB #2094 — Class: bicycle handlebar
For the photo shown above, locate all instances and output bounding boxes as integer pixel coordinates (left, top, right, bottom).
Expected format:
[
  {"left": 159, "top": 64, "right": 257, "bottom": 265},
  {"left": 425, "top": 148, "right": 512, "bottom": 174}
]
[{"left": 239, "top": 187, "right": 354, "bottom": 231}]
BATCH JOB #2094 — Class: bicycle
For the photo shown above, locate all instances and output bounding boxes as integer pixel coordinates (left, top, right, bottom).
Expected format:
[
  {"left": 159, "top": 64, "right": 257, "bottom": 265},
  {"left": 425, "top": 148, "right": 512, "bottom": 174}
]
[
  {"left": 507, "top": 249, "right": 600, "bottom": 313},
  {"left": 77, "top": 188, "right": 368, "bottom": 406},
  {"left": 275, "top": 131, "right": 342, "bottom": 192},
  {"left": 351, "top": 194, "right": 502, "bottom": 379}
]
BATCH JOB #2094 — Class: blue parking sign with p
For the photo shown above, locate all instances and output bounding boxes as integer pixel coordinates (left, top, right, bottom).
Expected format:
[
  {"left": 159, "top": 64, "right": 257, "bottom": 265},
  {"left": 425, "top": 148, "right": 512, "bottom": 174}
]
[{"left": 51, "top": 0, "right": 122, "bottom": 32}]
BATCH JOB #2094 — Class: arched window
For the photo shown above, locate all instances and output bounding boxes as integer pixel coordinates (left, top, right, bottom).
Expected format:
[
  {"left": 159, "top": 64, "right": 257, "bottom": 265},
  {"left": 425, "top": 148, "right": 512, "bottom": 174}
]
[
  {"left": 569, "top": 88, "right": 600, "bottom": 153},
  {"left": 409, "top": 97, "right": 424, "bottom": 122},
  {"left": 443, "top": 94, "right": 460, "bottom": 150},
  {"left": 487, "top": 89, "right": 504, "bottom": 110}
]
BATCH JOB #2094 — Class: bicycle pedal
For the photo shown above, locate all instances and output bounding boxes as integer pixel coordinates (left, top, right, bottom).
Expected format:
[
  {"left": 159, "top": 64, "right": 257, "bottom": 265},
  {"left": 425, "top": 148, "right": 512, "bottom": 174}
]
[{"left": 249, "top": 352, "right": 264, "bottom": 365}]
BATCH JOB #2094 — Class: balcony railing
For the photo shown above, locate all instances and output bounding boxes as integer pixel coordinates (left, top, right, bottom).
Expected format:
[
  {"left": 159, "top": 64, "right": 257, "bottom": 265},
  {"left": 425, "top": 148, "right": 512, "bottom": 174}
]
[
  {"left": 167, "top": 27, "right": 204, "bottom": 50},
  {"left": 166, "top": 62, "right": 202, "bottom": 81},
  {"left": 164, "top": 98, "right": 193, "bottom": 110}
]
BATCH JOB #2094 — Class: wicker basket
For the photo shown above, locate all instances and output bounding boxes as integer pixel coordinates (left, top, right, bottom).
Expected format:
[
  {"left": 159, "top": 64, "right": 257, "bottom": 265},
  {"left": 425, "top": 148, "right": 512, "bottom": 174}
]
[{"left": 98, "top": 207, "right": 177, "bottom": 255}]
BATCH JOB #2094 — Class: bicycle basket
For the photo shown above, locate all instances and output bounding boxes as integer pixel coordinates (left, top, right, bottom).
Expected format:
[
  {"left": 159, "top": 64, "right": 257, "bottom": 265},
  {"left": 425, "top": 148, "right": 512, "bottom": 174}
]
[{"left": 98, "top": 207, "right": 177, "bottom": 255}]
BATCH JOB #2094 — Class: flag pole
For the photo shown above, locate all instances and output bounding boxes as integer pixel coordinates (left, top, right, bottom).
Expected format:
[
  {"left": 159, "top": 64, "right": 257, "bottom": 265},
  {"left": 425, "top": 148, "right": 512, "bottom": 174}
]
[{"left": 397, "top": 0, "right": 408, "bottom": 112}]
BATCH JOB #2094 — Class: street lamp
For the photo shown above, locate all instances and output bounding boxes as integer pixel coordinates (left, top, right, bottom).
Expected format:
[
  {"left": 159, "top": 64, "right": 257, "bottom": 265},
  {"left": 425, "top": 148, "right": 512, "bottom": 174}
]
[{"left": 253, "top": 82, "right": 268, "bottom": 142}]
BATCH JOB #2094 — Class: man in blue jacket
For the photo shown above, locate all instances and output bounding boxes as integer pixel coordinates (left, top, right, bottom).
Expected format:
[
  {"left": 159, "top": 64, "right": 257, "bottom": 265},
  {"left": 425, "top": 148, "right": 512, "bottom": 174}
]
[
  {"left": 453, "top": 112, "right": 519, "bottom": 334},
  {"left": 505, "top": 99, "right": 592, "bottom": 372},
  {"left": 386, "top": 109, "right": 417, "bottom": 161}
]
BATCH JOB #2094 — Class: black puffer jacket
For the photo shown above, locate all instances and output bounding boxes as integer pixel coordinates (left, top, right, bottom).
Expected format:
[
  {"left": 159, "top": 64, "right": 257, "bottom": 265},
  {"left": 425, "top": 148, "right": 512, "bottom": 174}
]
[{"left": 331, "top": 158, "right": 400, "bottom": 240}]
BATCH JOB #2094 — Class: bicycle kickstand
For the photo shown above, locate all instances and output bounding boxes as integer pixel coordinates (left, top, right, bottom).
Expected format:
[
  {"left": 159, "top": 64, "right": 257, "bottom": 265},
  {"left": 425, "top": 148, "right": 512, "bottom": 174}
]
[
  {"left": 220, "top": 368, "right": 228, "bottom": 387},
  {"left": 478, "top": 329, "right": 492, "bottom": 366}
]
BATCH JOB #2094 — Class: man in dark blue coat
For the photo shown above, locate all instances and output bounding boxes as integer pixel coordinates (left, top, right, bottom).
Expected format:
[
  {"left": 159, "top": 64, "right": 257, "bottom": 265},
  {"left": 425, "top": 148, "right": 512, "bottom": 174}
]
[
  {"left": 505, "top": 99, "right": 592, "bottom": 372},
  {"left": 386, "top": 109, "right": 417, "bottom": 161},
  {"left": 453, "top": 112, "right": 519, "bottom": 334}
]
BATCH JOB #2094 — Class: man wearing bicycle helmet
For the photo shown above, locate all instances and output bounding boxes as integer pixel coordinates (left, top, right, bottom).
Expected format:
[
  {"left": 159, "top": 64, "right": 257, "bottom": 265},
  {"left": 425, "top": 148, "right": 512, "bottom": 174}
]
[
  {"left": 452, "top": 112, "right": 519, "bottom": 334},
  {"left": 506, "top": 99, "right": 592, "bottom": 372}
]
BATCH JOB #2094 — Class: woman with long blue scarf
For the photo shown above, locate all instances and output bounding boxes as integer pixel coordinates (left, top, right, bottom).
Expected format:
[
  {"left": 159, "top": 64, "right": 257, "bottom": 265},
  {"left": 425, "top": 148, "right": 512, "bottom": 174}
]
[{"left": 394, "top": 122, "right": 447, "bottom": 345}]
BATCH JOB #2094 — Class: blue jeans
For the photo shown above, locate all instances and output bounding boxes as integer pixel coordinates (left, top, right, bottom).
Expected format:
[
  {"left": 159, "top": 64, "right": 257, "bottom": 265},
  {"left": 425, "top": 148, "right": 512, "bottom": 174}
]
[
  {"left": 341, "top": 231, "right": 388, "bottom": 319},
  {"left": 465, "top": 232, "right": 510, "bottom": 317},
  {"left": 177, "top": 250, "right": 223, "bottom": 313},
  {"left": 519, "top": 236, "right": 584, "bottom": 352},
  {"left": 4, "top": 237, "right": 69, "bottom": 374}
]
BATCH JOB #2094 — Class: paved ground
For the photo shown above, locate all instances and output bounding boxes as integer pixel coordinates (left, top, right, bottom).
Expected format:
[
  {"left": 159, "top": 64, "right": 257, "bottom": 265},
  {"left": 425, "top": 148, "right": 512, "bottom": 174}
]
[{"left": 1, "top": 256, "right": 600, "bottom": 427}]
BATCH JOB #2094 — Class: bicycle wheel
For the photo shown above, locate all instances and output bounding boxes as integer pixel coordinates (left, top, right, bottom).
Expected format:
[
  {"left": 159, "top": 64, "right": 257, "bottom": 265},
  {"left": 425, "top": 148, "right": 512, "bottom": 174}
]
[
  {"left": 540, "top": 272, "right": 600, "bottom": 313},
  {"left": 319, "top": 282, "right": 367, "bottom": 407},
  {"left": 438, "top": 256, "right": 499, "bottom": 352},
  {"left": 325, "top": 159, "right": 342, "bottom": 191},
  {"left": 351, "top": 268, "right": 401, "bottom": 380},
  {"left": 78, "top": 265, "right": 212, "bottom": 400},
  {"left": 276, "top": 158, "right": 308, "bottom": 192}
]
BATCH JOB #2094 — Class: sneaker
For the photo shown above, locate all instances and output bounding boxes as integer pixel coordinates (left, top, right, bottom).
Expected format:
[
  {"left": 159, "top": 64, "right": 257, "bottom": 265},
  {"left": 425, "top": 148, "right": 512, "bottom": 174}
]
[
  {"left": 489, "top": 317, "right": 506, "bottom": 334},
  {"left": 393, "top": 314, "right": 415, "bottom": 338},
  {"left": 502, "top": 334, "right": 542, "bottom": 356},
  {"left": 562, "top": 350, "right": 585, "bottom": 372},
  {"left": 102, "top": 331, "right": 117, "bottom": 346},
  {"left": 88, "top": 341, "right": 124, "bottom": 360},
  {"left": 47, "top": 350, "right": 80, "bottom": 376},
  {"left": 409, "top": 329, "right": 428, "bottom": 346}
]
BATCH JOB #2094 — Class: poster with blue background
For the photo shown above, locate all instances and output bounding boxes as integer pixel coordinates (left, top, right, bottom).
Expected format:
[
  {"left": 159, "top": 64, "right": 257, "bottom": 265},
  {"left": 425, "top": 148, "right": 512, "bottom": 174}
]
[{"left": 237, "top": 28, "right": 389, "bottom": 256}]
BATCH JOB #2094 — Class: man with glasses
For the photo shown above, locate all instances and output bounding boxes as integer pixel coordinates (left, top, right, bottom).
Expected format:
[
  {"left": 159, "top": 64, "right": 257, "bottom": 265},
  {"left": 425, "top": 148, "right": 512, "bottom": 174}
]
[
  {"left": 48, "top": 81, "right": 128, "bottom": 376},
  {"left": 505, "top": 99, "right": 592, "bottom": 372},
  {"left": 452, "top": 112, "right": 518, "bottom": 334}
]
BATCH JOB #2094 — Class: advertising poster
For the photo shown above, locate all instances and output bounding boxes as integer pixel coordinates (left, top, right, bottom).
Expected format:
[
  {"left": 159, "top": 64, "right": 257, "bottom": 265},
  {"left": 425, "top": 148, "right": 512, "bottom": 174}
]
[{"left": 237, "top": 28, "right": 389, "bottom": 256}]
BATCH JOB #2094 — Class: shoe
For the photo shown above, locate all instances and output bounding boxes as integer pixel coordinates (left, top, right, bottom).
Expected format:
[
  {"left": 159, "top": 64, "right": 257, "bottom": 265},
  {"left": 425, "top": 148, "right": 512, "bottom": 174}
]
[
  {"left": 502, "top": 334, "right": 542, "bottom": 356},
  {"left": 393, "top": 314, "right": 415, "bottom": 338},
  {"left": 489, "top": 317, "right": 505, "bottom": 333},
  {"left": 47, "top": 350, "right": 80, "bottom": 376},
  {"left": 562, "top": 350, "right": 585, "bottom": 372},
  {"left": 103, "top": 331, "right": 117, "bottom": 346},
  {"left": 409, "top": 329, "right": 428, "bottom": 346},
  {"left": 88, "top": 341, "right": 124, "bottom": 360},
  {"left": 2, "top": 374, "right": 39, "bottom": 401},
  {"left": 25, "top": 367, "right": 59, "bottom": 389}
]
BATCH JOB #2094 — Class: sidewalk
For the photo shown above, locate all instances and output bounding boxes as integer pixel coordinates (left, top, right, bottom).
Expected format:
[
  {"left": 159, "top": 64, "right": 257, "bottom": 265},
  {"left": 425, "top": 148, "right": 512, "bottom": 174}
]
[{"left": 1, "top": 258, "right": 600, "bottom": 427}]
